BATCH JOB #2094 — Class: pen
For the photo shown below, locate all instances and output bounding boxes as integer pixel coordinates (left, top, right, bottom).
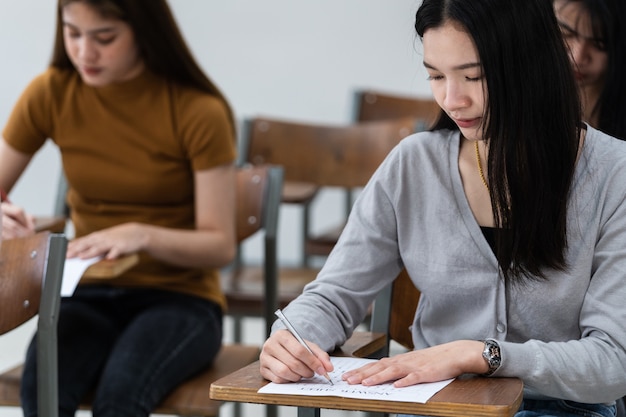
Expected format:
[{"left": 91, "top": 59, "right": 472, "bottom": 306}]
[{"left": 274, "top": 308, "right": 334, "bottom": 385}]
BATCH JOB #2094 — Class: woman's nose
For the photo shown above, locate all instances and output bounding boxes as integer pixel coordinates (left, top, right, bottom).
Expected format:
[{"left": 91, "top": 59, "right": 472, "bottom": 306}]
[
  {"left": 78, "top": 38, "right": 98, "bottom": 63},
  {"left": 443, "top": 82, "right": 470, "bottom": 112},
  {"left": 567, "top": 38, "right": 590, "bottom": 69}
]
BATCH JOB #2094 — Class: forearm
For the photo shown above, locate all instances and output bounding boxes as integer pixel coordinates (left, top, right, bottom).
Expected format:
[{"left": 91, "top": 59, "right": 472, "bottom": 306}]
[
  {"left": 67, "top": 221, "right": 236, "bottom": 269},
  {"left": 499, "top": 338, "right": 626, "bottom": 403},
  {"left": 138, "top": 222, "right": 236, "bottom": 268}
]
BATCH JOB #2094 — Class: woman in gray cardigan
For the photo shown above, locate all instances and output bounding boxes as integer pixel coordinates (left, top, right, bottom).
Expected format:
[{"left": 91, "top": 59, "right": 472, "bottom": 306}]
[{"left": 260, "top": 0, "right": 626, "bottom": 415}]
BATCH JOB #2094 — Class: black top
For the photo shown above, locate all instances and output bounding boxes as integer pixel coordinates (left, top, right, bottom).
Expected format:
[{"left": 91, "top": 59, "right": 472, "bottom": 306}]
[{"left": 480, "top": 226, "right": 497, "bottom": 254}]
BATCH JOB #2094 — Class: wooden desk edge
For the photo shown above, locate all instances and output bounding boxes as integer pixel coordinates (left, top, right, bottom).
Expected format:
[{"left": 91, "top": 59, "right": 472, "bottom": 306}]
[
  {"left": 32, "top": 217, "right": 138, "bottom": 279},
  {"left": 82, "top": 253, "right": 140, "bottom": 279},
  {"left": 209, "top": 361, "right": 523, "bottom": 417},
  {"left": 34, "top": 215, "right": 67, "bottom": 233}
]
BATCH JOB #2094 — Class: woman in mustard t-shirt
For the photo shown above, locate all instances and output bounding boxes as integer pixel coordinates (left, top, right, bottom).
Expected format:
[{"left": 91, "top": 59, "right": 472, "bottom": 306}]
[{"left": 0, "top": 1, "right": 237, "bottom": 416}]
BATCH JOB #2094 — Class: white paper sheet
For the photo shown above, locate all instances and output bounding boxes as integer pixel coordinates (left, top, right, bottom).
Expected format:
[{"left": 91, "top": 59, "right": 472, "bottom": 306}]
[
  {"left": 258, "top": 356, "right": 454, "bottom": 403},
  {"left": 61, "top": 256, "right": 101, "bottom": 296}
]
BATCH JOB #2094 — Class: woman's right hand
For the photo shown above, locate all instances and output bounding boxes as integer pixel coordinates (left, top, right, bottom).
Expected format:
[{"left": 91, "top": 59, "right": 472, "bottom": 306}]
[
  {"left": 260, "top": 329, "right": 334, "bottom": 383},
  {"left": 1, "top": 201, "right": 36, "bottom": 239}
]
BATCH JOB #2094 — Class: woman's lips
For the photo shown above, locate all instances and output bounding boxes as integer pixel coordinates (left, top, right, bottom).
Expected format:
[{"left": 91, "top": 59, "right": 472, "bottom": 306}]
[
  {"left": 453, "top": 117, "right": 481, "bottom": 129},
  {"left": 82, "top": 67, "right": 102, "bottom": 76}
]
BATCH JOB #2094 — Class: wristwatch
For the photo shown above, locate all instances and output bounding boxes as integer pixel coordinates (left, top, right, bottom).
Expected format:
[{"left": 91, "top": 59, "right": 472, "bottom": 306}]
[{"left": 481, "top": 339, "right": 501, "bottom": 376}]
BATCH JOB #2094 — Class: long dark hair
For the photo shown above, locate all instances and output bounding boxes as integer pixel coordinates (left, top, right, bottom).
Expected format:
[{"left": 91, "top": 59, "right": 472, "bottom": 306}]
[
  {"left": 555, "top": 0, "right": 626, "bottom": 140},
  {"left": 52, "top": 0, "right": 236, "bottom": 134},
  {"left": 415, "top": 0, "right": 582, "bottom": 283}
]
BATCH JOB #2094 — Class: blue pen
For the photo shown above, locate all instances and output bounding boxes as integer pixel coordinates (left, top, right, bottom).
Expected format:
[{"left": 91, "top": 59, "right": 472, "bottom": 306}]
[{"left": 275, "top": 309, "right": 333, "bottom": 385}]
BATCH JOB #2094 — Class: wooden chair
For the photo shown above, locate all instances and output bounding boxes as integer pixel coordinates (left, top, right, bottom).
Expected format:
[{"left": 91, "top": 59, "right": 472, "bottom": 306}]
[
  {"left": 0, "top": 164, "right": 284, "bottom": 417},
  {"left": 0, "top": 231, "right": 68, "bottom": 417},
  {"left": 369, "top": 269, "right": 419, "bottom": 355},
  {"left": 209, "top": 268, "right": 524, "bottom": 417},
  {"left": 230, "top": 116, "right": 416, "bottom": 340},
  {"left": 295, "top": 89, "right": 440, "bottom": 263}
]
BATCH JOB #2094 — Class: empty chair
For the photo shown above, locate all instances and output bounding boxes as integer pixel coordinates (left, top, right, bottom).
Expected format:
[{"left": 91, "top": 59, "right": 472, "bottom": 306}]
[
  {"left": 228, "top": 116, "right": 416, "bottom": 341},
  {"left": 321, "top": 89, "right": 441, "bottom": 256}
]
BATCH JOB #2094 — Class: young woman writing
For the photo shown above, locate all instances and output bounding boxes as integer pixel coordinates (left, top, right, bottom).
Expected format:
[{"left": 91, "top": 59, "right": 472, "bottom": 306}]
[{"left": 260, "top": 0, "right": 626, "bottom": 415}]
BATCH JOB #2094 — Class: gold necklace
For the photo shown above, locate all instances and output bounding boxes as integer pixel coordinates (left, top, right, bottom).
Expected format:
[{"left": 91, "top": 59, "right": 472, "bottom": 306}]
[{"left": 474, "top": 140, "right": 489, "bottom": 191}]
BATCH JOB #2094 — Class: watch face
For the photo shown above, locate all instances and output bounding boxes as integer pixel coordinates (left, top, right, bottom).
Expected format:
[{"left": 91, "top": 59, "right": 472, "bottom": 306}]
[
  {"left": 482, "top": 339, "right": 501, "bottom": 375},
  {"left": 487, "top": 345, "right": 500, "bottom": 361}
]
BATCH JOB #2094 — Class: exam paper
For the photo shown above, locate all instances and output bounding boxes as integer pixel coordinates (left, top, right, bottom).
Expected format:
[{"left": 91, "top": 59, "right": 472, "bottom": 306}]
[
  {"left": 258, "top": 356, "right": 454, "bottom": 403},
  {"left": 61, "top": 256, "right": 101, "bottom": 296}
]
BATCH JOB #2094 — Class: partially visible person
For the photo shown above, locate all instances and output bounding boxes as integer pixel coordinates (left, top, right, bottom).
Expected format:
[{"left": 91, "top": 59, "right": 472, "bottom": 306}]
[
  {"left": 259, "top": 0, "right": 626, "bottom": 416},
  {"left": 0, "top": 1, "right": 237, "bottom": 416},
  {"left": 554, "top": 0, "right": 626, "bottom": 139}
]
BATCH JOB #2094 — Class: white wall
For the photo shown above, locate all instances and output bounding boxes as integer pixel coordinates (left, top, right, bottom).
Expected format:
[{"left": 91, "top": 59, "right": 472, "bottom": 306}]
[{"left": 0, "top": 2, "right": 432, "bottom": 410}]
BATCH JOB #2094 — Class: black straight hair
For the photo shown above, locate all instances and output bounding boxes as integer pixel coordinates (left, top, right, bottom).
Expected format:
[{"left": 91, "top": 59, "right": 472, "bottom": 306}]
[
  {"left": 51, "top": 0, "right": 236, "bottom": 136},
  {"left": 415, "top": 0, "right": 582, "bottom": 283},
  {"left": 556, "top": 0, "right": 626, "bottom": 140}
]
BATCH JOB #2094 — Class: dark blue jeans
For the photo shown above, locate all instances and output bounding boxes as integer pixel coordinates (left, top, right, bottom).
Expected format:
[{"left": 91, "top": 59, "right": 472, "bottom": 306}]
[
  {"left": 21, "top": 285, "right": 223, "bottom": 417},
  {"left": 515, "top": 399, "right": 617, "bottom": 417},
  {"left": 399, "top": 399, "right": 617, "bottom": 417}
]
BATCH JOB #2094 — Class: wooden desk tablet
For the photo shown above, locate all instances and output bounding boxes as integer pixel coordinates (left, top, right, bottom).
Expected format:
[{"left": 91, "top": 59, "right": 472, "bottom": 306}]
[
  {"left": 82, "top": 254, "right": 140, "bottom": 279},
  {"left": 34, "top": 216, "right": 67, "bottom": 233},
  {"left": 209, "top": 361, "right": 523, "bottom": 417}
]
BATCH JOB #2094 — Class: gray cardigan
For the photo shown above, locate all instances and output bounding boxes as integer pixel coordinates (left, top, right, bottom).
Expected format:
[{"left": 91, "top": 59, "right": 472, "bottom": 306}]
[{"left": 274, "top": 126, "right": 626, "bottom": 403}]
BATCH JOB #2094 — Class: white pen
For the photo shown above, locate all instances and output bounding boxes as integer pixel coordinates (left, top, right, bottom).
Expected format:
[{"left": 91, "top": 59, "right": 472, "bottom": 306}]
[{"left": 275, "top": 309, "right": 334, "bottom": 385}]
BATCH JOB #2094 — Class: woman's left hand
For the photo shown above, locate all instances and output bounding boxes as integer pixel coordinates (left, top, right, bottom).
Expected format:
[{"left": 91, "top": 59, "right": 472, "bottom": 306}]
[
  {"left": 67, "top": 222, "right": 149, "bottom": 260},
  {"left": 342, "top": 340, "right": 488, "bottom": 387}
]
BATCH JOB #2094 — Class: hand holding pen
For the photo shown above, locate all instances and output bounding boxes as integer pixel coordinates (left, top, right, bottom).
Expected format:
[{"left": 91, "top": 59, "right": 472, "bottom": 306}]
[{"left": 274, "top": 309, "right": 334, "bottom": 385}]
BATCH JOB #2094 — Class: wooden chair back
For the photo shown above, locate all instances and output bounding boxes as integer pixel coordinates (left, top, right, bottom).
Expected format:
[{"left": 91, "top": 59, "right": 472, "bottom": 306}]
[
  {"left": 369, "top": 268, "right": 421, "bottom": 355},
  {"left": 241, "top": 116, "right": 416, "bottom": 188},
  {"left": 354, "top": 89, "right": 441, "bottom": 130},
  {"left": 387, "top": 269, "right": 420, "bottom": 350},
  {"left": 241, "top": 116, "right": 416, "bottom": 262},
  {"left": 222, "top": 164, "right": 283, "bottom": 334},
  {"left": 235, "top": 164, "right": 281, "bottom": 242},
  {"left": 0, "top": 232, "right": 67, "bottom": 417}
]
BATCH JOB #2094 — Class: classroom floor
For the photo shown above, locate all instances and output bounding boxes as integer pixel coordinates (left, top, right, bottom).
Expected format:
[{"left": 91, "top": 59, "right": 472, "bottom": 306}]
[{"left": 0, "top": 316, "right": 375, "bottom": 417}]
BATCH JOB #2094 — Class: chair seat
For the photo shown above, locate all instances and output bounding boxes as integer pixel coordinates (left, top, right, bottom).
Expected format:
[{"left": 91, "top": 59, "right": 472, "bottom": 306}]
[
  {"left": 0, "top": 365, "right": 21, "bottom": 406},
  {"left": 222, "top": 266, "right": 320, "bottom": 316},
  {"left": 304, "top": 223, "right": 346, "bottom": 256},
  {"left": 281, "top": 181, "right": 318, "bottom": 204},
  {"left": 153, "top": 344, "right": 260, "bottom": 415},
  {"left": 0, "top": 344, "right": 260, "bottom": 417}
]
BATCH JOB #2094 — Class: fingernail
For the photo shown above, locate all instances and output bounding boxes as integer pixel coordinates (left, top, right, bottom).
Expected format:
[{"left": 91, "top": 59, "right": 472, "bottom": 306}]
[{"left": 316, "top": 367, "right": 326, "bottom": 376}]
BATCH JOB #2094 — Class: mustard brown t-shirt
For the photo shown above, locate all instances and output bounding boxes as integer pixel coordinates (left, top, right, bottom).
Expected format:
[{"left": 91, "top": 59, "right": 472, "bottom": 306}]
[{"left": 3, "top": 67, "right": 236, "bottom": 310}]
